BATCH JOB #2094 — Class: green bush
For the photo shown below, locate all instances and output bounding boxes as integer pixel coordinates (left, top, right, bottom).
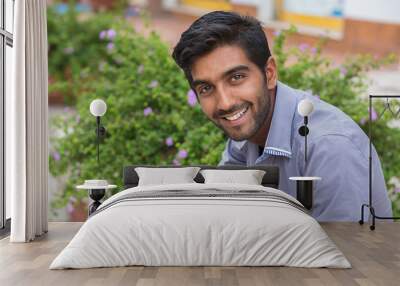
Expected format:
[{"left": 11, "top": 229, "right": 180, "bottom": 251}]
[
  {"left": 49, "top": 21, "right": 225, "bottom": 211},
  {"left": 49, "top": 19, "right": 400, "bottom": 217},
  {"left": 47, "top": 1, "right": 123, "bottom": 104}
]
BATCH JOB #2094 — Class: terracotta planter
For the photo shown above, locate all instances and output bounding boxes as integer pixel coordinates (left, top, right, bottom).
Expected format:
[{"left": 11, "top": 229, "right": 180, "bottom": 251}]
[
  {"left": 48, "top": 76, "right": 66, "bottom": 105},
  {"left": 68, "top": 201, "right": 88, "bottom": 222}
]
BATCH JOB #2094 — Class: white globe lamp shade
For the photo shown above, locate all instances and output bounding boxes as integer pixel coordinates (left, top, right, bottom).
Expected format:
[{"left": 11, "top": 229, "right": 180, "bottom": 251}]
[
  {"left": 90, "top": 99, "right": 107, "bottom": 117},
  {"left": 297, "top": 99, "right": 314, "bottom": 117}
]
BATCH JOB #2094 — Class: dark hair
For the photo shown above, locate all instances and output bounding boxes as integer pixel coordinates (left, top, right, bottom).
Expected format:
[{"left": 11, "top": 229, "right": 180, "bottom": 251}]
[{"left": 172, "top": 11, "right": 271, "bottom": 87}]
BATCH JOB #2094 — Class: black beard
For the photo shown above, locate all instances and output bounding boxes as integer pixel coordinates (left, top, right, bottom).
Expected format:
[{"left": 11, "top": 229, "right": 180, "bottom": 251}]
[{"left": 210, "top": 84, "right": 272, "bottom": 142}]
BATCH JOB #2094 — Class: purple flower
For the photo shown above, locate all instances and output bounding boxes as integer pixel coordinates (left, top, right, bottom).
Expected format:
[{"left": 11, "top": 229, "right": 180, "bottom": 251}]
[
  {"left": 187, "top": 89, "right": 197, "bottom": 106},
  {"left": 148, "top": 80, "right": 159, "bottom": 89},
  {"left": 107, "top": 29, "right": 117, "bottom": 41},
  {"left": 360, "top": 108, "right": 378, "bottom": 124},
  {"left": 298, "top": 43, "right": 309, "bottom": 52},
  {"left": 340, "top": 67, "right": 347, "bottom": 76},
  {"left": 63, "top": 47, "right": 74, "bottom": 54},
  {"left": 311, "top": 47, "right": 317, "bottom": 54},
  {"left": 273, "top": 30, "right": 281, "bottom": 36},
  {"left": 177, "top": 149, "right": 188, "bottom": 159},
  {"left": 63, "top": 106, "right": 70, "bottom": 113},
  {"left": 137, "top": 64, "right": 144, "bottom": 74},
  {"left": 314, "top": 94, "right": 320, "bottom": 100},
  {"left": 369, "top": 107, "right": 378, "bottom": 121},
  {"left": 52, "top": 151, "right": 61, "bottom": 161},
  {"left": 134, "top": 7, "right": 141, "bottom": 14},
  {"left": 66, "top": 197, "right": 77, "bottom": 214},
  {"left": 66, "top": 201, "right": 75, "bottom": 214},
  {"left": 75, "top": 115, "right": 80, "bottom": 123},
  {"left": 165, "top": 137, "right": 174, "bottom": 147},
  {"left": 143, "top": 107, "right": 153, "bottom": 116},
  {"left": 394, "top": 188, "right": 400, "bottom": 194},
  {"left": 173, "top": 159, "right": 181, "bottom": 166},
  {"left": 107, "top": 42, "right": 114, "bottom": 51},
  {"left": 99, "top": 30, "right": 107, "bottom": 40}
]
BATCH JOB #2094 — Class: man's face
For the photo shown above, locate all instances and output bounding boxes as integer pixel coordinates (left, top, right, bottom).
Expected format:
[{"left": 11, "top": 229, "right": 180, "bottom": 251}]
[{"left": 191, "top": 45, "right": 275, "bottom": 141}]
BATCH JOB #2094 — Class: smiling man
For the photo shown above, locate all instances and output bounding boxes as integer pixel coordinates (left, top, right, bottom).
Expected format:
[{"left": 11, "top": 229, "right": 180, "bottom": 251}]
[{"left": 172, "top": 11, "right": 392, "bottom": 221}]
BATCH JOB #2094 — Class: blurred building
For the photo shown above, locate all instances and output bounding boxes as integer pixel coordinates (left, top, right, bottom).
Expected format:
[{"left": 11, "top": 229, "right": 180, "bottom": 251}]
[{"left": 151, "top": 0, "right": 400, "bottom": 55}]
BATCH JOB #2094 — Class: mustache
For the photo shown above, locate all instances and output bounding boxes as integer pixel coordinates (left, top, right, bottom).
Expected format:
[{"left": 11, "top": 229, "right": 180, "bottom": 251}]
[{"left": 214, "top": 103, "right": 249, "bottom": 118}]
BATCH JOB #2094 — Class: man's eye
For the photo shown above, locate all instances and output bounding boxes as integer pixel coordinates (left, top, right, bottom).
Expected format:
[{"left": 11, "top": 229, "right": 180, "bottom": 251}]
[
  {"left": 231, "top": 74, "right": 245, "bottom": 82},
  {"left": 199, "top": 85, "right": 212, "bottom": 95}
]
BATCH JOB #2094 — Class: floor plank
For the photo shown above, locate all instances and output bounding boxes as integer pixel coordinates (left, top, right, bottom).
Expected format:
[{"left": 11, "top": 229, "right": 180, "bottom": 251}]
[{"left": 0, "top": 222, "right": 399, "bottom": 286}]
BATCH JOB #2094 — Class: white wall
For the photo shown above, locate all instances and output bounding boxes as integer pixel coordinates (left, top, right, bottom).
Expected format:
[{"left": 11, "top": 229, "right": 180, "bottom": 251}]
[
  {"left": 162, "top": 0, "right": 400, "bottom": 24},
  {"left": 162, "top": 0, "right": 178, "bottom": 10},
  {"left": 344, "top": 0, "right": 400, "bottom": 24},
  {"left": 162, "top": 0, "right": 276, "bottom": 21},
  {"left": 231, "top": 0, "right": 275, "bottom": 21},
  {"left": 233, "top": 0, "right": 400, "bottom": 24},
  {"left": 231, "top": 0, "right": 259, "bottom": 3}
]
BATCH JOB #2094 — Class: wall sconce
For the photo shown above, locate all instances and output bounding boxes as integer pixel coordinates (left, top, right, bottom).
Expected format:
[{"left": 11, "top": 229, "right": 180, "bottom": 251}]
[
  {"left": 90, "top": 99, "right": 107, "bottom": 166},
  {"left": 290, "top": 99, "right": 321, "bottom": 210}
]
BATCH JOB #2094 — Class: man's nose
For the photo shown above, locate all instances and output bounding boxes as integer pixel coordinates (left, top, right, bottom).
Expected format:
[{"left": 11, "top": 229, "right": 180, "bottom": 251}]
[{"left": 215, "top": 87, "right": 235, "bottom": 112}]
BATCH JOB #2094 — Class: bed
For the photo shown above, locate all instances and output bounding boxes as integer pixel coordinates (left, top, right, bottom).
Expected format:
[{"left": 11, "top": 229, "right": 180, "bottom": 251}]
[{"left": 50, "top": 165, "right": 350, "bottom": 269}]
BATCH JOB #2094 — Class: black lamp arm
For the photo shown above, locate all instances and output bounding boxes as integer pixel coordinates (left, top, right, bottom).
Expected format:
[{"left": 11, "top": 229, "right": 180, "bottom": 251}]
[
  {"left": 95, "top": 116, "right": 107, "bottom": 169},
  {"left": 298, "top": 116, "right": 309, "bottom": 164},
  {"left": 96, "top": 117, "right": 100, "bottom": 166},
  {"left": 95, "top": 117, "right": 106, "bottom": 138}
]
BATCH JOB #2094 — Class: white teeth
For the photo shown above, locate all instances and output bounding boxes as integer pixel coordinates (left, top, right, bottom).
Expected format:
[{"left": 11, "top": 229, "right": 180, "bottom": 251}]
[{"left": 225, "top": 107, "right": 248, "bottom": 121}]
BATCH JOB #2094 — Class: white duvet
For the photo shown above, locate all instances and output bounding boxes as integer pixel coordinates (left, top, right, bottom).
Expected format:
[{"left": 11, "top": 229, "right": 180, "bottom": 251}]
[{"left": 50, "top": 183, "right": 351, "bottom": 269}]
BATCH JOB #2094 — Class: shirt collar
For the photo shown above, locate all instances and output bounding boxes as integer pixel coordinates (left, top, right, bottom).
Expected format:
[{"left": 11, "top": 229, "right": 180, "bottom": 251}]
[{"left": 237, "top": 81, "right": 299, "bottom": 158}]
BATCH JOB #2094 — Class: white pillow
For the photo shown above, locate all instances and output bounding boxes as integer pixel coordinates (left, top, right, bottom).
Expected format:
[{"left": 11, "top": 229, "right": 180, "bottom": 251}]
[
  {"left": 200, "top": 169, "right": 266, "bottom": 185},
  {"left": 135, "top": 167, "right": 201, "bottom": 186}
]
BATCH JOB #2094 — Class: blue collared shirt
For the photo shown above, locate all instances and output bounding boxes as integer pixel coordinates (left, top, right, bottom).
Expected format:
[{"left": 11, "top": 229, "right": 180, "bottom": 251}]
[{"left": 219, "top": 81, "right": 393, "bottom": 221}]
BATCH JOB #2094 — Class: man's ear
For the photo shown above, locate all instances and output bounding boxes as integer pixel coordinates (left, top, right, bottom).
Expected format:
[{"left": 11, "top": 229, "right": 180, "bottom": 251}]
[{"left": 264, "top": 56, "right": 277, "bottom": 89}]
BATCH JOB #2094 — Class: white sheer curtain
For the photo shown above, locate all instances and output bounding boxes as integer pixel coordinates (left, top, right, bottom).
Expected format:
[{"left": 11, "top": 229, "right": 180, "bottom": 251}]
[{"left": 7, "top": 0, "right": 48, "bottom": 242}]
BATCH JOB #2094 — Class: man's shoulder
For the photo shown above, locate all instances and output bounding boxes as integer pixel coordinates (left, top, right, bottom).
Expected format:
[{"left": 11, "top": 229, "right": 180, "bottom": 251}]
[
  {"left": 304, "top": 96, "right": 365, "bottom": 138},
  {"left": 281, "top": 83, "right": 361, "bottom": 138},
  {"left": 306, "top": 103, "right": 370, "bottom": 159},
  {"left": 287, "top": 89, "right": 369, "bottom": 157}
]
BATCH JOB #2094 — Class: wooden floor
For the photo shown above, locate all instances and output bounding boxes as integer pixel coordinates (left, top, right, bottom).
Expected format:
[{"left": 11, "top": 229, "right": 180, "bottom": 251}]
[{"left": 0, "top": 222, "right": 399, "bottom": 286}]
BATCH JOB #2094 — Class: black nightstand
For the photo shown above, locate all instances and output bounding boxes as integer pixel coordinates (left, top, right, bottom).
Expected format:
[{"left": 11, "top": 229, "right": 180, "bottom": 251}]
[{"left": 76, "top": 180, "right": 117, "bottom": 215}]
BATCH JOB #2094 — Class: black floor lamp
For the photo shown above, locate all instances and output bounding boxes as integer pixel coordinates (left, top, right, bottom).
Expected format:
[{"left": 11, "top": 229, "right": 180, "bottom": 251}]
[{"left": 359, "top": 94, "right": 400, "bottom": 230}]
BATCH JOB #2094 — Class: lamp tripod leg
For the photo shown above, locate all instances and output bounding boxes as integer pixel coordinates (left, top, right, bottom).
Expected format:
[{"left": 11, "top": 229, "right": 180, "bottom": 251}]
[
  {"left": 359, "top": 204, "right": 367, "bottom": 225},
  {"left": 370, "top": 207, "right": 376, "bottom": 231}
]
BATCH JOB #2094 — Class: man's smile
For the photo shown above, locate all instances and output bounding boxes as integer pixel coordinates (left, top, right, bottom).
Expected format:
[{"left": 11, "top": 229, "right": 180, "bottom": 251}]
[
  {"left": 219, "top": 104, "right": 251, "bottom": 128},
  {"left": 223, "top": 105, "right": 249, "bottom": 121}
]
